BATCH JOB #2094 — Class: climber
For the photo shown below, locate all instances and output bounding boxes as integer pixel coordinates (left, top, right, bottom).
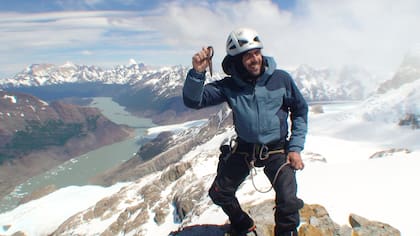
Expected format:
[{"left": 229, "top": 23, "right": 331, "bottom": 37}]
[{"left": 183, "top": 27, "right": 308, "bottom": 236}]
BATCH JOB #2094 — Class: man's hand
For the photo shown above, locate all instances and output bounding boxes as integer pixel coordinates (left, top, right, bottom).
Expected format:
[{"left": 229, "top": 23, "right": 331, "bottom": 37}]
[
  {"left": 192, "top": 47, "right": 212, "bottom": 73},
  {"left": 287, "top": 151, "right": 305, "bottom": 170}
]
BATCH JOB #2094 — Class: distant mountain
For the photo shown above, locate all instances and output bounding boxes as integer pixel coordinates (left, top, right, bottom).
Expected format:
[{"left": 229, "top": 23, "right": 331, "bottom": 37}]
[
  {"left": 377, "top": 52, "right": 420, "bottom": 93},
  {"left": 0, "top": 60, "right": 149, "bottom": 87},
  {"left": 369, "top": 52, "right": 420, "bottom": 126},
  {"left": 291, "top": 64, "right": 376, "bottom": 101},
  {"left": 324, "top": 53, "right": 420, "bottom": 125},
  {"left": 358, "top": 77, "right": 420, "bottom": 124},
  {"left": 0, "top": 90, "right": 134, "bottom": 200}
]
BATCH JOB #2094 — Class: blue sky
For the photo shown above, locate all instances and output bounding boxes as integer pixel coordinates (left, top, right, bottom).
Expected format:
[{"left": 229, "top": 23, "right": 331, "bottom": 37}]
[
  {"left": 0, "top": 0, "right": 419, "bottom": 78},
  {"left": 0, "top": 0, "right": 296, "bottom": 12}
]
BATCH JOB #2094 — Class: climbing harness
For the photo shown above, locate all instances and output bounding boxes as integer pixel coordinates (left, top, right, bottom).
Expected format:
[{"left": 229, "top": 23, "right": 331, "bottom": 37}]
[
  {"left": 223, "top": 138, "right": 290, "bottom": 194},
  {"left": 207, "top": 46, "right": 214, "bottom": 77}
]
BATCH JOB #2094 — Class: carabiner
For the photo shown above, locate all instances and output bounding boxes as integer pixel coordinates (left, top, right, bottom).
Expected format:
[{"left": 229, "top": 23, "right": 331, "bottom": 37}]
[{"left": 258, "top": 145, "right": 270, "bottom": 161}]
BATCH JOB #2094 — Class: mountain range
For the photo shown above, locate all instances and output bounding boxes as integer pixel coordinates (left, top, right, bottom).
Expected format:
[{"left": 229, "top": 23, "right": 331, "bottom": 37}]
[{"left": 1, "top": 59, "right": 376, "bottom": 102}]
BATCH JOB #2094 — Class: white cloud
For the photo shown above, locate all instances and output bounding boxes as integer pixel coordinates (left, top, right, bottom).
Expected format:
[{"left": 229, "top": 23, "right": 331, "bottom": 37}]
[
  {"left": 0, "top": 11, "right": 123, "bottom": 48},
  {"left": 285, "top": 0, "right": 420, "bottom": 73},
  {"left": 148, "top": 0, "right": 420, "bottom": 76},
  {"left": 81, "top": 50, "right": 93, "bottom": 55},
  {"left": 0, "top": 0, "right": 419, "bottom": 78}
]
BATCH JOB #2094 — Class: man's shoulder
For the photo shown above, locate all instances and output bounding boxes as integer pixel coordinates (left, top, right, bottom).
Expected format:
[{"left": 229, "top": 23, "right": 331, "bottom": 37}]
[
  {"left": 268, "top": 69, "right": 293, "bottom": 85},
  {"left": 214, "top": 76, "right": 233, "bottom": 84},
  {"left": 272, "top": 69, "right": 292, "bottom": 79},
  {"left": 219, "top": 76, "right": 241, "bottom": 88},
  {"left": 264, "top": 69, "right": 294, "bottom": 90}
]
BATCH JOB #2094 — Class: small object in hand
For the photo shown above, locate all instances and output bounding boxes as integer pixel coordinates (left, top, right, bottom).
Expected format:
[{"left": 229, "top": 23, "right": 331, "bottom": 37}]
[{"left": 207, "top": 46, "right": 214, "bottom": 77}]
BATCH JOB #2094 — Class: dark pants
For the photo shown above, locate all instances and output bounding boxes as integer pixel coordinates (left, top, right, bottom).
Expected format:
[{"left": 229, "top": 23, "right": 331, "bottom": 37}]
[{"left": 208, "top": 147, "right": 303, "bottom": 235}]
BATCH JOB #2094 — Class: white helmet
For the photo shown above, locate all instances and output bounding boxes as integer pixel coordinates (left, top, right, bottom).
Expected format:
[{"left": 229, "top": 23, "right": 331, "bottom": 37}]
[{"left": 226, "top": 28, "right": 263, "bottom": 56}]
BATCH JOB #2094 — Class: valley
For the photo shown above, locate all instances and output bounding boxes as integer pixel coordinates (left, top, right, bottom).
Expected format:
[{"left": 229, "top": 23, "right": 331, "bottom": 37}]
[{"left": 0, "top": 97, "right": 145, "bottom": 213}]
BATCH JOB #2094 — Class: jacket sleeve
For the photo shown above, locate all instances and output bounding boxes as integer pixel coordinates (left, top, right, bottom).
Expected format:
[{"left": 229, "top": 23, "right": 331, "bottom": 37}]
[
  {"left": 284, "top": 72, "right": 308, "bottom": 153},
  {"left": 183, "top": 69, "right": 226, "bottom": 109}
]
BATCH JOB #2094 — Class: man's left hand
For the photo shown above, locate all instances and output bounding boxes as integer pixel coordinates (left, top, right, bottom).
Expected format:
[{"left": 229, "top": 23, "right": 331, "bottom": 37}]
[{"left": 287, "top": 152, "right": 305, "bottom": 170}]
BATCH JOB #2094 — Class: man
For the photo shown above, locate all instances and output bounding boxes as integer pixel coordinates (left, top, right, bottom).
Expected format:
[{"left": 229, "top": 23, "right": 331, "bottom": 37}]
[{"left": 182, "top": 28, "right": 308, "bottom": 236}]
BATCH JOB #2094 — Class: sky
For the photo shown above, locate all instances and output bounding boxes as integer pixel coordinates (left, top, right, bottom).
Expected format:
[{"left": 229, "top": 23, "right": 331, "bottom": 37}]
[{"left": 1, "top": 0, "right": 420, "bottom": 79}]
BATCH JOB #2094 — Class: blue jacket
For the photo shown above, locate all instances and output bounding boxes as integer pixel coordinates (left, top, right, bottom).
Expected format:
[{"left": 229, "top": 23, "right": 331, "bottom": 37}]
[{"left": 183, "top": 56, "right": 308, "bottom": 152}]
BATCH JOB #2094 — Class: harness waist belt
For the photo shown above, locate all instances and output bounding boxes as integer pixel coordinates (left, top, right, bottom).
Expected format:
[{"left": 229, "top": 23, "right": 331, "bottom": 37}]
[
  {"left": 234, "top": 138, "right": 285, "bottom": 162},
  {"left": 236, "top": 138, "right": 285, "bottom": 152}
]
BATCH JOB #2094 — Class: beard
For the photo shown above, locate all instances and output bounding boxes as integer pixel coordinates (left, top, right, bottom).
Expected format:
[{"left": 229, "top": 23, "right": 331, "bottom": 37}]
[{"left": 246, "top": 62, "right": 262, "bottom": 77}]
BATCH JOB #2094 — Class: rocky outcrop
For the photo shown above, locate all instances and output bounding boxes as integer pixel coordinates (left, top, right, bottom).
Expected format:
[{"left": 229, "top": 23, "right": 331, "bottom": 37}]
[
  {"left": 298, "top": 204, "right": 351, "bottom": 236},
  {"left": 378, "top": 53, "right": 420, "bottom": 94},
  {"left": 310, "top": 104, "right": 324, "bottom": 114},
  {"left": 369, "top": 148, "right": 411, "bottom": 159},
  {"left": 136, "top": 131, "right": 173, "bottom": 162},
  {"left": 169, "top": 201, "right": 400, "bottom": 236},
  {"left": 172, "top": 180, "right": 204, "bottom": 222},
  {"left": 244, "top": 201, "right": 399, "bottom": 236},
  {"left": 349, "top": 214, "right": 401, "bottom": 236},
  {"left": 398, "top": 113, "right": 419, "bottom": 129}
]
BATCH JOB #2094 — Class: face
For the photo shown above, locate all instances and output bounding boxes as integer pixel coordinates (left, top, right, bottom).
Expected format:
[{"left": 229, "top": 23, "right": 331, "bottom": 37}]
[{"left": 241, "top": 49, "right": 263, "bottom": 77}]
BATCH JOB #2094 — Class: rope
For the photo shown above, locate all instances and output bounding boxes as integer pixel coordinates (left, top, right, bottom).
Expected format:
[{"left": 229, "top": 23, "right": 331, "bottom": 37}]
[{"left": 249, "top": 160, "right": 290, "bottom": 194}]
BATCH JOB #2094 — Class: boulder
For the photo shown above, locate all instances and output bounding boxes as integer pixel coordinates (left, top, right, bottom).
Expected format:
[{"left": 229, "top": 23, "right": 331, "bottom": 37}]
[{"left": 349, "top": 214, "right": 401, "bottom": 236}]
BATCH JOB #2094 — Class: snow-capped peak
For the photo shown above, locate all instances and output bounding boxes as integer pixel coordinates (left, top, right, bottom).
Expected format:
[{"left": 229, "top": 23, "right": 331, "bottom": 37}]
[
  {"left": 62, "top": 61, "right": 77, "bottom": 68},
  {"left": 128, "top": 58, "right": 138, "bottom": 66}
]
